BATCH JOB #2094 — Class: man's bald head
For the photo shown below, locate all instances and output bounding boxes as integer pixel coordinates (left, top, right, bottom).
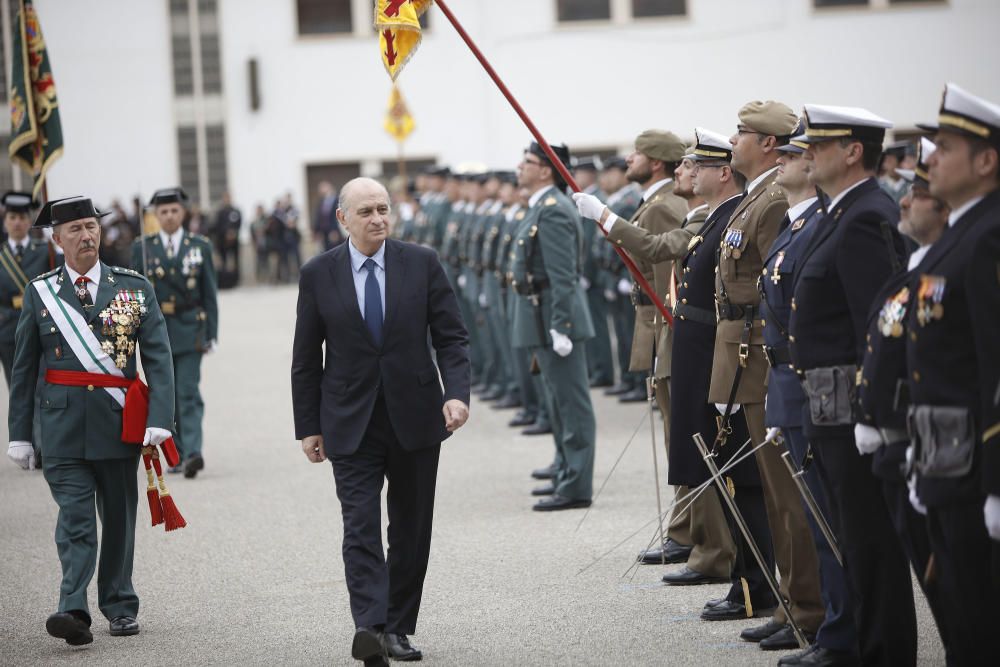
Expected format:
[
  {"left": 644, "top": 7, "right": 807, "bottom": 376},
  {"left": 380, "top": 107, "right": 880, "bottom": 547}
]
[
  {"left": 336, "top": 177, "right": 392, "bottom": 255},
  {"left": 338, "top": 177, "right": 389, "bottom": 216}
]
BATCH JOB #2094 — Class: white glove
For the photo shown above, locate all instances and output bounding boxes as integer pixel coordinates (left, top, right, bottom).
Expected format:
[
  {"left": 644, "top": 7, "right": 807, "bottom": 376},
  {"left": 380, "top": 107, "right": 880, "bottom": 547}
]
[
  {"left": 203, "top": 339, "right": 218, "bottom": 354},
  {"left": 143, "top": 427, "right": 172, "bottom": 447},
  {"left": 572, "top": 192, "right": 607, "bottom": 221},
  {"left": 907, "top": 475, "right": 927, "bottom": 516},
  {"left": 478, "top": 292, "right": 488, "bottom": 308},
  {"left": 715, "top": 403, "right": 741, "bottom": 414},
  {"left": 765, "top": 427, "right": 781, "bottom": 444},
  {"left": 854, "top": 423, "right": 883, "bottom": 455},
  {"left": 985, "top": 495, "right": 1000, "bottom": 541},
  {"left": 604, "top": 289, "right": 616, "bottom": 302},
  {"left": 550, "top": 329, "right": 573, "bottom": 357},
  {"left": 579, "top": 276, "right": 591, "bottom": 290},
  {"left": 457, "top": 274, "right": 467, "bottom": 289},
  {"left": 7, "top": 441, "right": 34, "bottom": 470},
  {"left": 616, "top": 278, "right": 632, "bottom": 296}
]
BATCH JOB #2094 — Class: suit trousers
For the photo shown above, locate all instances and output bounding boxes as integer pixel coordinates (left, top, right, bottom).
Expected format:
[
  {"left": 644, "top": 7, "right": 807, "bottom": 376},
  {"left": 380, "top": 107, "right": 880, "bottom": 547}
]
[
  {"left": 810, "top": 435, "right": 917, "bottom": 666},
  {"left": 330, "top": 396, "right": 440, "bottom": 635},
  {"left": 744, "top": 403, "right": 824, "bottom": 631},
  {"left": 925, "top": 501, "right": 997, "bottom": 667},
  {"left": 534, "top": 344, "right": 596, "bottom": 500},
  {"left": 656, "top": 380, "right": 735, "bottom": 577},
  {"left": 783, "top": 426, "right": 858, "bottom": 652},
  {"left": 173, "top": 351, "right": 204, "bottom": 460},
  {"left": 42, "top": 455, "right": 140, "bottom": 621}
]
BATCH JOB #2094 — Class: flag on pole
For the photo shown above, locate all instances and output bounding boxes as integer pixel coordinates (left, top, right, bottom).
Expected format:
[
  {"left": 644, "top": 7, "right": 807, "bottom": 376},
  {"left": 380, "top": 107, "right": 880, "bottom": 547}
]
[
  {"left": 383, "top": 85, "right": 415, "bottom": 142},
  {"left": 9, "top": 0, "right": 63, "bottom": 199},
  {"left": 375, "top": 0, "right": 433, "bottom": 81}
]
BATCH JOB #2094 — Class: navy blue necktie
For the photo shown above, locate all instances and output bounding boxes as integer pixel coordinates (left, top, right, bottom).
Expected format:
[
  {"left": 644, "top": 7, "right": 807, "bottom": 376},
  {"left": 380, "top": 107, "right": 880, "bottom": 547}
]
[{"left": 363, "top": 258, "right": 383, "bottom": 345}]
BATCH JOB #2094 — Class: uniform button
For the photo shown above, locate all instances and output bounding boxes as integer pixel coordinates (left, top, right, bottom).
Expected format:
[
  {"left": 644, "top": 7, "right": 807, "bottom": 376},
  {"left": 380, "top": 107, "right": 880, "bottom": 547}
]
[
  {"left": 683, "top": 282, "right": 688, "bottom": 288},
  {"left": 761, "top": 320, "right": 766, "bottom": 327},
  {"left": 761, "top": 268, "right": 767, "bottom": 275},
  {"left": 89, "top": 324, "right": 94, "bottom": 330},
  {"left": 789, "top": 335, "right": 795, "bottom": 342},
  {"left": 867, "top": 345, "right": 873, "bottom": 353},
  {"left": 681, "top": 298, "right": 687, "bottom": 305},
  {"left": 87, "top": 385, "right": 94, "bottom": 391},
  {"left": 50, "top": 326, "right": 56, "bottom": 333},
  {"left": 863, "top": 379, "right": 869, "bottom": 386},
  {"left": 910, "top": 331, "right": 917, "bottom": 341},
  {"left": 912, "top": 371, "right": 921, "bottom": 382}
]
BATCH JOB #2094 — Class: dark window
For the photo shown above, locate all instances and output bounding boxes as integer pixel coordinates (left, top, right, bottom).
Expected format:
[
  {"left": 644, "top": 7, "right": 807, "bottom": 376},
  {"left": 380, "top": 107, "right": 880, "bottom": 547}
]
[
  {"left": 206, "top": 124, "right": 228, "bottom": 204},
  {"left": 814, "top": 0, "right": 869, "bottom": 7},
  {"left": 200, "top": 33, "right": 222, "bottom": 94},
  {"left": 177, "top": 126, "right": 200, "bottom": 204},
  {"left": 379, "top": 158, "right": 437, "bottom": 181},
  {"left": 169, "top": 0, "right": 188, "bottom": 17},
  {"left": 632, "top": 0, "right": 686, "bottom": 17},
  {"left": 306, "top": 162, "right": 363, "bottom": 222},
  {"left": 297, "top": 0, "right": 353, "bottom": 35},
  {"left": 557, "top": 0, "right": 611, "bottom": 22},
  {"left": 172, "top": 34, "right": 194, "bottom": 95},
  {"left": 197, "top": 0, "right": 217, "bottom": 15}
]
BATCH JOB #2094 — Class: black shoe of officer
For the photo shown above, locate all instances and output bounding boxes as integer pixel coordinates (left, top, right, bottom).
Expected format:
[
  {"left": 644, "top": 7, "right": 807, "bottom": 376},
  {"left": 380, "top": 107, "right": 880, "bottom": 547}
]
[
  {"left": 603, "top": 382, "right": 632, "bottom": 396},
  {"left": 521, "top": 423, "right": 552, "bottom": 436},
  {"left": 508, "top": 411, "right": 536, "bottom": 427},
  {"left": 530, "top": 464, "right": 557, "bottom": 480},
  {"left": 637, "top": 538, "right": 692, "bottom": 565},
  {"left": 183, "top": 454, "right": 204, "bottom": 479},
  {"left": 491, "top": 395, "right": 522, "bottom": 410},
  {"left": 109, "top": 616, "right": 140, "bottom": 636},
  {"left": 382, "top": 633, "right": 422, "bottom": 661},
  {"left": 618, "top": 387, "right": 647, "bottom": 403},
  {"left": 46, "top": 611, "right": 93, "bottom": 645}
]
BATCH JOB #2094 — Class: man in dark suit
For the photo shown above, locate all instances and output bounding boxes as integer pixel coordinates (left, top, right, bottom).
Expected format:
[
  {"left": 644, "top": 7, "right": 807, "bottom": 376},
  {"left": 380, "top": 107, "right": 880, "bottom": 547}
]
[{"left": 291, "top": 177, "right": 470, "bottom": 665}]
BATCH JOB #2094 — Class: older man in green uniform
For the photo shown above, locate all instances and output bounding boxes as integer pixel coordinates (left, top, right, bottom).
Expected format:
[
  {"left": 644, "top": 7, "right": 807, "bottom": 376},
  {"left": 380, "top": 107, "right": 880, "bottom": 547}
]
[
  {"left": 6, "top": 196, "right": 176, "bottom": 645},
  {"left": 510, "top": 142, "right": 596, "bottom": 511},
  {"left": 132, "top": 188, "right": 218, "bottom": 479}
]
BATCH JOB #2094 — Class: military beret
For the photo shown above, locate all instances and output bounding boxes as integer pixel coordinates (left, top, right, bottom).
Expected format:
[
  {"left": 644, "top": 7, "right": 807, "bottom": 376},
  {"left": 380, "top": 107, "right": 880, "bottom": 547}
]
[
  {"left": 738, "top": 100, "right": 799, "bottom": 138},
  {"left": 634, "top": 129, "right": 686, "bottom": 163}
]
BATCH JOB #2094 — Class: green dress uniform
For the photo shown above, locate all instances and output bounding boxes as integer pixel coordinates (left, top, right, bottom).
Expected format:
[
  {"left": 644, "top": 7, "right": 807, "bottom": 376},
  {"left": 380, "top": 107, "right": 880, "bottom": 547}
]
[
  {"left": 0, "top": 238, "right": 53, "bottom": 383},
  {"left": 579, "top": 184, "right": 614, "bottom": 386},
  {"left": 9, "top": 256, "right": 175, "bottom": 624},
  {"left": 510, "top": 185, "right": 596, "bottom": 501},
  {"left": 481, "top": 201, "right": 516, "bottom": 401},
  {"left": 131, "top": 230, "right": 218, "bottom": 468}
]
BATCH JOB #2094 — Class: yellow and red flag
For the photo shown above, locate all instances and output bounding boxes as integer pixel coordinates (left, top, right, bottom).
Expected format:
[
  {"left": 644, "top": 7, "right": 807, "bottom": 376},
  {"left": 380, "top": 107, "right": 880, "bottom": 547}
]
[
  {"left": 383, "top": 85, "right": 415, "bottom": 142},
  {"left": 375, "top": 0, "right": 433, "bottom": 81}
]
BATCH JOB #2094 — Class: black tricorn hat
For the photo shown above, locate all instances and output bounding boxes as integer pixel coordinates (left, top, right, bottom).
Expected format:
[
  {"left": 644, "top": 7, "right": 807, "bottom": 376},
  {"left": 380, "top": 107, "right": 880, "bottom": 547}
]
[
  {"left": 1, "top": 191, "right": 36, "bottom": 214},
  {"left": 33, "top": 196, "right": 112, "bottom": 228},
  {"left": 148, "top": 187, "right": 189, "bottom": 207},
  {"left": 527, "top": 141, "right": 571, "bottom": 170}
]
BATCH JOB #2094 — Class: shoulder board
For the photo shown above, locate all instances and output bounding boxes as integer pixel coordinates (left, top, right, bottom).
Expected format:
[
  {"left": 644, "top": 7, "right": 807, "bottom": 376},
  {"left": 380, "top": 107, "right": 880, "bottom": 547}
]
[
  {"left": 515, "top": 211, "right": 526, "bottom": 220},
  {"left": 543, "top": 196, "right": 558, "bottom": 206},
  {"left": 31, "top": 266, "right": 61, "bottom": 282},
  {"left": 111, "top": 266, "right": 143, "bottom": 277},
  {"left": 189, "top": 233, "right": 211, "bottom": 244}
]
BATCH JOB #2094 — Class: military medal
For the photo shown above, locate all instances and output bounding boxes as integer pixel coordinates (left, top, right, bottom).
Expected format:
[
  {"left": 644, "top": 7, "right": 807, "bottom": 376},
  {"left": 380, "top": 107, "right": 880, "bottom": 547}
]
[
  {"left": 687, "top": 235, "right": 702, "bottom": 252},
  {"left": 916, "top": 275, "right": 946, "bottom": 326},
  {"left": 187, "top": 278, "right": 196, "bottom": 289},
  {"left": 791, "top": 218, "right": 805, "bottom": 231},
  {"left": 877, "top": 286, "right": 909, "bottom": 338},
  {"left": 770, "top": 251, "right": 786, "bottom": 285}
]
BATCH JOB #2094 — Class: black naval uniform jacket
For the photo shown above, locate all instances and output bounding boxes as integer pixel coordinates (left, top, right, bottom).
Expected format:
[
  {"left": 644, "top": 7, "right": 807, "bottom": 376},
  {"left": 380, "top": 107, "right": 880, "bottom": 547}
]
[
  {"left": 668, "top": 194, "right": 759, "bottom": 488},
  {"left": 789, "top": 177, "right": 906, "bottom": 437},
  {"left": 904, "top": 189, "right": 1000, "bottom": 506}
]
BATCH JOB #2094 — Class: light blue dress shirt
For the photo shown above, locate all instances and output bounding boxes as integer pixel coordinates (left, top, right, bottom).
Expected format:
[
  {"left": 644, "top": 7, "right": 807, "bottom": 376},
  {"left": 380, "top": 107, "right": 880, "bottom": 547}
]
[{"left": 348, "top": 239, "right": 387, "bottom": 318}]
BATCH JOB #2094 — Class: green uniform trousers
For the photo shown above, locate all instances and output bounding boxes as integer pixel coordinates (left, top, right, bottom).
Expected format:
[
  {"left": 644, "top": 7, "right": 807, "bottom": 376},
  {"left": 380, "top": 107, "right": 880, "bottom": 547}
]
[
  {"left": 173, "top": 351, "right": 205, "bottom": 460},
  {"left": 584, "top": 288, "right": 614, "bottom": 385},
  {"left": 534, "top": 344, "right": 596, "bottom": 500},
  {"left": 42, "top": 455, "right": 140, "bottom": 621}
]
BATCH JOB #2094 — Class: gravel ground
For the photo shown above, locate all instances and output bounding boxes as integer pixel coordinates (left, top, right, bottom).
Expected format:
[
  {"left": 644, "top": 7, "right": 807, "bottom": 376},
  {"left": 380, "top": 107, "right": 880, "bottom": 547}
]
[{"left": 0, "top": 284, "right": 945, "bottom": 666}]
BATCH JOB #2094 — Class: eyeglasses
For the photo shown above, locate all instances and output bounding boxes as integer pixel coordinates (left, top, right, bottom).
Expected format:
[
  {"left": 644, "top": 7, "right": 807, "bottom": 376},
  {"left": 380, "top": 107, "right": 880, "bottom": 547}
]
[
  {"left": 522, "top": 156, "right": 544, "bottom": 167},
  {"left": 694, "top": 162, "right": 729, "bottom": 170},
  {"left": 736, "top": 127, "right": 762, "bottom": 137}
]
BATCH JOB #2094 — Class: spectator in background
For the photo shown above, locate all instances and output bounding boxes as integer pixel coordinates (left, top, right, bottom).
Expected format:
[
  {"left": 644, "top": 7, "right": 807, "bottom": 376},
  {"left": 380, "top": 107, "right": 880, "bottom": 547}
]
[
  {"left": 100, "top": 199, "right": 136, "bottom": 267},
  {"left": 251, "top": 203, "right": 271, "bottom": 283},
  {"left": 214, "top": 191, "right": 242, "bottom": 288},
  {"left": 312, "top": 181, "right": 343, "bottom": 252},
  {"left": 187, "top": 203, "right": 205, "bottom": 235}
]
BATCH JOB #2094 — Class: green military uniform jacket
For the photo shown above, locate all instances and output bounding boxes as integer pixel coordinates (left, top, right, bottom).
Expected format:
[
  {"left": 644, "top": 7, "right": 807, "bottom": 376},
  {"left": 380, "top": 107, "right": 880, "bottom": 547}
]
[
  {"left": 709, "top": 168, "right": 787, "bottom": 404},
  {"left": 8, "top": 263, "right": 175, "bottom": 459},
  {"left": 131, "top": 231, "right": 218, "bottom": 355},
  {"left": 509, "top": 186, "right": 595, "bottom": 348},
  {"left": 0, "top": 240, "right": 53, "bottom": 345}
]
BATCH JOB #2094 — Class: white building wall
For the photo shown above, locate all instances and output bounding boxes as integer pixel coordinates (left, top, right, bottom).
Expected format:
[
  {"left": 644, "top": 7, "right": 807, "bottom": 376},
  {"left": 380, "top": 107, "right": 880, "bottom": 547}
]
[{"left": 30, "top": 0, "right": 1000, "bottom": 216}]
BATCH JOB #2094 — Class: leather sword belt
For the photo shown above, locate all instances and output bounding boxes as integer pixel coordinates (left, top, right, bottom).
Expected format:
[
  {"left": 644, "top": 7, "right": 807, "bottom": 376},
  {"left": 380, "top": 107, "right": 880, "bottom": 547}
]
[
  {"left": 160, "top": 301, "right": 202, "bottom": 316},
  {"left": 764, "top": 345, "right": 792, "bottom": 368},
  {"left": 513, "top": 279, "right": 550, "bottom": 296},
  {"left": 716, "top": 302, "right": 757, "bottom": 321},
  {"left": 44, "top": 369, "right": 181, "bottom": 467},
  {"left": 672, "top": 303, "right": 715, "bottom": 325},
  {"left": 630, "top": 285, "right": 653, "bottom": 307}
]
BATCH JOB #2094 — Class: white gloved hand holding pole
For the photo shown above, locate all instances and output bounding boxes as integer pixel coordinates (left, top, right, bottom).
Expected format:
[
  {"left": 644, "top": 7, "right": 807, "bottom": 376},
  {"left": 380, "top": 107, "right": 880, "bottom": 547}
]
[
  {"left": 550, "top": 329, "right": 573, "bottom": 358},
  {"left": 143, "top": 428, "right": 172, "bottom": 447},
  {"left": 715, "top": 403, "right": 741, "bottom": 415},
  {"left": 7, "top": 441, "right": 34, "bottom": 470},
  {"left": 854, "top": 423, "right": 883, "bottom": 455},
  {"left": 572, "top": 193, "right": 607, "bottom": 221}
]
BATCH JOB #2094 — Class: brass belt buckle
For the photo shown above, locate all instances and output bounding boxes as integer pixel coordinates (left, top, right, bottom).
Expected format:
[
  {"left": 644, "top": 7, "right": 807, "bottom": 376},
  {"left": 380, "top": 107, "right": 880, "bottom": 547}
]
[
  {"left": 161, "top": 301, "right": 176, "bottom": 316},
  {"left": 738, "top": 342, "right": 750, "bottom": 368}
]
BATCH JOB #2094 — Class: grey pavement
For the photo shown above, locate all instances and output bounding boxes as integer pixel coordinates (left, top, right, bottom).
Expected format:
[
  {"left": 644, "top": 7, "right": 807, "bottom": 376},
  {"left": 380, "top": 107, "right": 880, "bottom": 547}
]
[{"left": 0, "top": 284, "right": 946, "bottom": 665}]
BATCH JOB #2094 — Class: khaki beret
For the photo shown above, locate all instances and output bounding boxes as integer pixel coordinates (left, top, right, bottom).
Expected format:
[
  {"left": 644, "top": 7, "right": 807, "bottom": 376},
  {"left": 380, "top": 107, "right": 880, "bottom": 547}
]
[
  {"left": 738, "top": 101, "right": 799, "bottom": 137},
  {"left": 635, "top": 129, "right": 686, "bottom": 163}
]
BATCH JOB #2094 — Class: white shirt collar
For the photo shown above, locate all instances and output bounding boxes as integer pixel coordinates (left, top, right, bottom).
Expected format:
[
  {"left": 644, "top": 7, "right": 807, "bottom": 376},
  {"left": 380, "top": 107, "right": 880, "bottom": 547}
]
[
  {"left": 907, "top": 244, "right": 931, "bottom": 271},
  {"left": 685, "top": 203, "right": 709, "bottom": 222},
  {"left": 826, "top": 178, "right": 870, "bottom": 212},
  {"left": 348, "top": 239, "right": 386, "bottom": 273},
  {"left": 529, "top": 185, "right": 554, "bottom": 208},
  {"left": 64, "top": 261, "right": 102, "bottom": 288},
  {"left": 947, "top": 195, "right": 985, "bottom": 228},
  {"left": 7, "top": 237, "right": 28, "bottom": 251},
  {"left": 159, "top": 227, "right": 185, "bottom": 251},
  {"left": 786, "top": 196, "right": 818, "bottom": 223},
  {"left": 709, "top": 193, "right": 743, "bottom": 216},
  {"left": 642, "top": 178, "right": 672, "bottom": 202},
  {"left": 505, "top": 203, "right": 522, "bottom": 222},
  {"left": 746, "top": 166, "right": 779, "bottom": 195}
]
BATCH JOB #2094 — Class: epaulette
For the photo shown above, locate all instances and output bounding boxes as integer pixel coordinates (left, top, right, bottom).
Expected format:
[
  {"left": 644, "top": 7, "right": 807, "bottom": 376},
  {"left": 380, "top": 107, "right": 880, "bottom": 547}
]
[
  {"left": 111, "top": 266, "right": 142, "bottom": 277},
  {"left": 543, "top": 196, "right": 558, "bottom": 206},
  {"left": 31, "top": 266, "right": 61, "bottom": 282}
]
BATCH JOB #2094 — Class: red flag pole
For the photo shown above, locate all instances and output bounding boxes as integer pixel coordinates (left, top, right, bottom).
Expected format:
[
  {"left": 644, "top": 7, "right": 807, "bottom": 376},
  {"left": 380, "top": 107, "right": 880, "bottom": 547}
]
[{"left": 433, "top": 0, "right": 673, "bottom": 327}]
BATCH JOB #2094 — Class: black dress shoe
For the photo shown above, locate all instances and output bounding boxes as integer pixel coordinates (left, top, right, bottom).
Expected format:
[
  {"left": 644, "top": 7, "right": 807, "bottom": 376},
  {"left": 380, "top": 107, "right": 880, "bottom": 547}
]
[
  {"left": 589, "top": 378, "right": 614, "bottom": 388},
  {"left": 661, "top": 567, "right": 728, "bottom": 586},
  {"left": 704, "top": 597, "right": 726, "bottom": 608},
  {"left": 352, "top": 627, "right": 385, "bottom": 661},
  {"left": 508, "top": 412, "right": 536, "bottom": 427},
  {"left": 521, "top": 423, "right": 552, "bottom": 436},
  {"left": 530, "top": 464, "right": 557, "bottom": 480},
  {"left": 531, "top": 484, "right": 555, "bottom": 496},
  {"left": 637, "top": 538, "right": 692, "bottom": 564},
  {"left": 364, "top": 657, "right": 390, "bottom": 667},
  {"left": 109, "top": 615, "right": 140, "bottom": 636},
  {"left": 533, "top": 494, "right": 592, "bottom": 511},
  {"left": 700, "top": 599, "right": 776, "bottom": 621},
  {"left": 382, "top": 633, "right": 422, "bottom": 661},
  {"left": 46, "top": 611, "right": 93, "bottom": 645},
  {"left": 480, "top": 388, "right": 504, "bottom": 402},
  {"left": 618, "top": 387, "right": 648, "bottom": 403},
  {"left": 777, "top": 645, "right": 860, "bottom": 666},
  {"left": 760, "top": 624, "right": 814, "bottom": 651},
  {"left": 740, "top": 619, "right": 785, "bottom": 643},
  {"left": 491, "top": 395, "right": 522, "bottom": 410},
  {"left": 183, "top": 454, "right": 204, "bottom": 479},
  {"left": 604, "top": 382, "right": 632, "bottom": 396}
]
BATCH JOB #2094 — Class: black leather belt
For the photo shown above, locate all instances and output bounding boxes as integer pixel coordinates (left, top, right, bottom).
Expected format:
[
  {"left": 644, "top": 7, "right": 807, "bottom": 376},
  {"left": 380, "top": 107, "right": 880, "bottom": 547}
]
[
  {"left": 512, "top": 279, "right": 550, "bottom": 296},
  {"left": 673, "top": 303, "right": 715, "bottom": 325},
  {"left": 764, "top": 345, "right": 792, "bottom": 368},
  {"left": 716, "top": 302, "right": 755, "bottom": 321},
  {"left": 630, "top": 288, "right": 653, "bottom": 307}
]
